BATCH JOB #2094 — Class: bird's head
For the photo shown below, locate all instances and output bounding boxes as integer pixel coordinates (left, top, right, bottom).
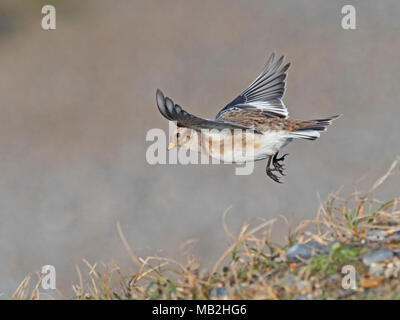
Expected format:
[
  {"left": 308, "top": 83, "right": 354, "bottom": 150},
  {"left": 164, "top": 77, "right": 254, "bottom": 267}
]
[{"left": 168, "top": 127, "right": 194, "bottom": 150}]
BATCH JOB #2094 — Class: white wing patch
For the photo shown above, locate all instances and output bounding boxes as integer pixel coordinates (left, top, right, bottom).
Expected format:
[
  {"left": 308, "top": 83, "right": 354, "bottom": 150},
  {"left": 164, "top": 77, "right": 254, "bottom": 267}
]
[
  {"left": 216, "top": 53, "right": 291, "bottom": 119},
  {"left": 235, "top": 100, "right": 289, "bottom": 118}
]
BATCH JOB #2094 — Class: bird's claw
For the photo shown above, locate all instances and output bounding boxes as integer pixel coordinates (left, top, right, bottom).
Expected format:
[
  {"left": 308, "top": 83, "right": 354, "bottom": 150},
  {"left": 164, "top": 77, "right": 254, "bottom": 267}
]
[
  {"left": 266, "top": 168, "right": 282, "bottom": 183},
  {"left": 274, "top": 165, "right": 285, "bottom": 176},
  {"left": 272, "top": 153, "right": 288, "bottom": 176},
  {"left": 273, "top": 153, "right": 289, "bottom": 164}
]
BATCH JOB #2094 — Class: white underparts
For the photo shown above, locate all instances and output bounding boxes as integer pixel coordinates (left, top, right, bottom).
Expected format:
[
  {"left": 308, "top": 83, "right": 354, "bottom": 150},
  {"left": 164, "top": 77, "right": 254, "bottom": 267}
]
[{"left": 183, "top": 130, "right": 294, "bottom": 163}]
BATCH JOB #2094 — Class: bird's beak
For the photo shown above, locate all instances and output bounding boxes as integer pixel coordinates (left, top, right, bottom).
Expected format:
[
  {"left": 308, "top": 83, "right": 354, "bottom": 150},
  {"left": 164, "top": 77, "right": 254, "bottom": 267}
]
[{"left": 168, "top": 142, "right": 176, "bottom": 150}]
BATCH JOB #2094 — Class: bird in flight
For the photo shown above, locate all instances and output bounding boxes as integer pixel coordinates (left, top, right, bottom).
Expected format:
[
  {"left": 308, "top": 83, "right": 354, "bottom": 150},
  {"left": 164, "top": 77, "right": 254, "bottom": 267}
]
[{"left": 156, "top": 53, "right": 341, "bottom": 183}]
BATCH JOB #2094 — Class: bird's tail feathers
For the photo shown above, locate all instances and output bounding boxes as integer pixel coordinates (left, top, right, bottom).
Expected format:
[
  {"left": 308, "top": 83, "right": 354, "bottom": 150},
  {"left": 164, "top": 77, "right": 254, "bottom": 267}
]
[{"left": 286, "top": 114, "right": 342, "bottom": 141}]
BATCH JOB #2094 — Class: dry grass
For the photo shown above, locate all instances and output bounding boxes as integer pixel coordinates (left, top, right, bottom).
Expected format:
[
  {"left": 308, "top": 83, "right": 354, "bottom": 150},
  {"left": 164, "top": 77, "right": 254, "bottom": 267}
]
[{"left": 12, "top": 157, "right": 400, "bottom": 300}]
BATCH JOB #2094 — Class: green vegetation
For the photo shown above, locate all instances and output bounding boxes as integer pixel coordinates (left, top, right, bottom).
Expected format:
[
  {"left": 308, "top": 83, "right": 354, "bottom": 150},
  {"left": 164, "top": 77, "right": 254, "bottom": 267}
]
[{"left": 306, "top": 244, "right": 362, "bottom": 277}]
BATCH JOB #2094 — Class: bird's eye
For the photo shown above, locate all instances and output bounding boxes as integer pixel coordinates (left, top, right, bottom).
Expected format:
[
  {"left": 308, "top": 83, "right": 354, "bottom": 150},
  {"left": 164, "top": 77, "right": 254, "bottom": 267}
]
[{"left": 176, "top": 132, "right": 181, "bottom": 139}]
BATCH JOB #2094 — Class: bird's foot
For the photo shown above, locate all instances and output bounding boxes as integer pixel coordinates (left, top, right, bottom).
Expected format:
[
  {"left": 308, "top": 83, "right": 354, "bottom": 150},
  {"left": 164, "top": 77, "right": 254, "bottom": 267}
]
[
  {"left": 266, "top": 168, "right": 282, "bottom": 183},
  {"left": 272, "top": 153, "right": 288, "bottom": 175},
  {"left": 273, "top": 164, "right": 285, "bottom": 176}
]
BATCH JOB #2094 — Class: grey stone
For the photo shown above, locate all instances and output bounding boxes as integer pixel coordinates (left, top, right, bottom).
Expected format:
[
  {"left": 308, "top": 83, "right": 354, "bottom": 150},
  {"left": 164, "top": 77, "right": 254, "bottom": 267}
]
[
  {"left": 286, "top": 241, "right": 329, "bottom": 262},
  {"left": 369, "top": 263, "right": 384, "bottom": 276},
  {"left": 286, "top": 244, "right": 312, "bottom": 262},
  {"left": 366, "top": 228, "right": 387, "bottom": 241},
  {"left": 362, "top": 248, "right": 393, "bottom": 266},
  {"left": 305, "top": 241, "right": 330, "bottom": 254}
]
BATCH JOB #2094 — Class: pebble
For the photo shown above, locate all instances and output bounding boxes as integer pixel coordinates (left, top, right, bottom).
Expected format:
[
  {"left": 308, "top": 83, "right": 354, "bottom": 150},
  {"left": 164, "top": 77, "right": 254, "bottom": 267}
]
[
  {"left": 286, "top": 244, "right": 312, "bottom": 262},
  {"left": 369, "top": 263, "right": 384, "bottom": 276},
  {"left": 362, "top": 248, "right": 393, "bottom": 266},
  {"left": 366, "top": 229, "right": 387, "bottom": 241},
  {"left": 366, "top": 229, "right": 400, "bottom": 241},
  {"left": 286, "top": 241, "right": 329, "bottom": 262},
  {"left": 306, "top": 241, "right": 330, "bottom": 254}
]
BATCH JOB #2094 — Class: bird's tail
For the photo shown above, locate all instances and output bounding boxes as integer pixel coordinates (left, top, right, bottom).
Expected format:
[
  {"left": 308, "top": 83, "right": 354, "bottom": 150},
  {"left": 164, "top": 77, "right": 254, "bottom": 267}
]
[{"left": 287, "top": 114, "right": 342, "bottom": 141}]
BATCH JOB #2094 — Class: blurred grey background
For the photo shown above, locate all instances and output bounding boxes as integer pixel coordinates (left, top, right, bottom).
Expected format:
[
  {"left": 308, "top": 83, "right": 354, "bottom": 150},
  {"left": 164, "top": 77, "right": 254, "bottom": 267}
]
[{"left": 0, "top": 0, "right": 399, "bottom": 297}]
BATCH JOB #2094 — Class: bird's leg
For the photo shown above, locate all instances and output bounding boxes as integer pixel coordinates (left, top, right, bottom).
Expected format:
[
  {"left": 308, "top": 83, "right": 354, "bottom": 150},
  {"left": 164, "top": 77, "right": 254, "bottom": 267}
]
[
  {"left": 272, "top": 152, "right": 288, "bottom": 176},
  {"left": 266, "top": 155, "right": 282, "bottom": 183}
]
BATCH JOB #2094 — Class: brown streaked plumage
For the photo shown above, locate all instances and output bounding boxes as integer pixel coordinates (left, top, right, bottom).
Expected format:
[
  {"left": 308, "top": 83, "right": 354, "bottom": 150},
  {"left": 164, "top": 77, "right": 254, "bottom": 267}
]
[
  {"left": 217, "top": 108, "right": 318, "bottom": 132},
  {"left": 156, "top": 52, "right": 342, "bottom": 183}
]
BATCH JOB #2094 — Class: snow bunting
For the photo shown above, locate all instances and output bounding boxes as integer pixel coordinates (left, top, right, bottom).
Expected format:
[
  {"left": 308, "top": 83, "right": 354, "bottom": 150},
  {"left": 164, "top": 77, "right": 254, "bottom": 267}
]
[{"left": 156, "top": 53, "right": 341, "bottom": 183}]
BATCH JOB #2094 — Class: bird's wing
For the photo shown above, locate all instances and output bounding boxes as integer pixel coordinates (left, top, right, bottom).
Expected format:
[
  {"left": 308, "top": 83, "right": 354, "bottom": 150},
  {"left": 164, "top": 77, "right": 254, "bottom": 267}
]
[
  {"left": 156, "top": 89, "right": 261, "bottom": 133},
  {"left": 216, "top": 53, "right": 291, "bottom": 120}
]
